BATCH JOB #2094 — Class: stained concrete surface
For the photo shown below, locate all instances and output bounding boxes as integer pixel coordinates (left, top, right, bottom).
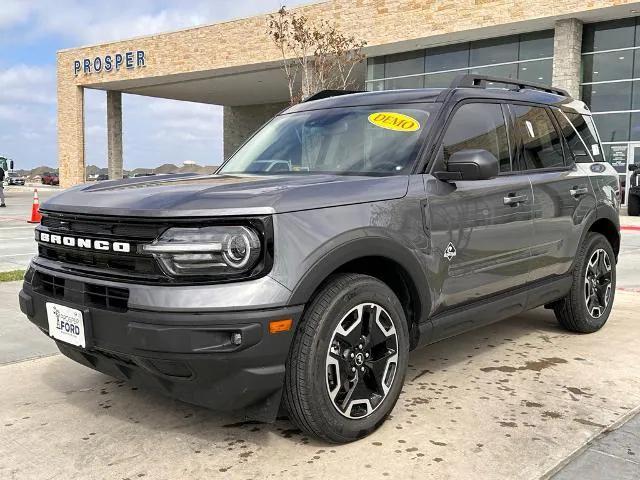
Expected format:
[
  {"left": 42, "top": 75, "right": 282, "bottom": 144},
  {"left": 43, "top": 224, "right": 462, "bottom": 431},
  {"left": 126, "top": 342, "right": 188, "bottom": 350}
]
[{"left": 1, "top": 291, "right": 640, "bottom": 479}]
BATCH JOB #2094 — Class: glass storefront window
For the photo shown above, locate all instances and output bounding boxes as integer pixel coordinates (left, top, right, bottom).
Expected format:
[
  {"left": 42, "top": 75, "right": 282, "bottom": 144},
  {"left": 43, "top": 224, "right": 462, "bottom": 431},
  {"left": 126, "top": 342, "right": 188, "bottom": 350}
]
[
  {"left": 519, "top": 31, "right": 554, "bottom": 60},
  {"left": 582, "top": 82, "right": 632, "bottom": 112},
  {"left": 385, "top": 75, "right": 424, "bottom": 90},
  {"left": 426, "top": 43, "right": 469, "bottom": 72},
  {"left": 367, "top": 57, "right": 385, "bottom": 81},
  {"left": 630, "top": 112, "right": 640, "bottom": 141},
  {"left": 582, "top": 51, "right": 634, "bottom": 83},
  {"left": 384, "top": 50, "right": 424, "bottom": 79},
  {"left": 518, "top": 59, "right": 552, "bottom": 84},
  {"left": 470, "top": 63, "right": 517, "bottom": 80},
  {"left": 583, "top": 18, "right": 636, "bottom": 52},
  {"left": 424, "top": 70, "right": 468, "bottom": 88},
  {"left": 593, "top": 113, "right": 630, "bottom": 142},
  {"left": 470, "top": 35, "right": 519, "bottom": 66},
  {"left": 366, "top": 30, "right": 554, "bottom": 90}
]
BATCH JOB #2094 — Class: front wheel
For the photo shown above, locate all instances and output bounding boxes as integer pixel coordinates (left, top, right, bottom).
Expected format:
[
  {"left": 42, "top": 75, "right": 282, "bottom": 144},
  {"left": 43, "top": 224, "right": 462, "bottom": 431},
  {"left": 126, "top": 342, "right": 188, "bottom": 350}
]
[
  {"left": 553, "top": 232, "right": 616, "bottom": 333},
  {"left": 283, "top": 273, "right": 409, "bottom": 443}
]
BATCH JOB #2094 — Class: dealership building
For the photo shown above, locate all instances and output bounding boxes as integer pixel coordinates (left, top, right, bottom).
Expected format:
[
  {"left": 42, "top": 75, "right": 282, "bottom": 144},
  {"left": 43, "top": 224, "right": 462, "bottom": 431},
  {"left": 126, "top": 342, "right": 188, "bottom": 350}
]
[{"left": 58, "top": 0, "right": 640, "bottom": 200}]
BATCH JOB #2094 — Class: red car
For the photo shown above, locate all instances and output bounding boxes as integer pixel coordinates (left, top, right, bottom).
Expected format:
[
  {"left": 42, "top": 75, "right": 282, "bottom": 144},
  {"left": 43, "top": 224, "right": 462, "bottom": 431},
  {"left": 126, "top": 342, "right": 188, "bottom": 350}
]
[{"left": 41, "top": 172, "right": 59, "bottom": 185}]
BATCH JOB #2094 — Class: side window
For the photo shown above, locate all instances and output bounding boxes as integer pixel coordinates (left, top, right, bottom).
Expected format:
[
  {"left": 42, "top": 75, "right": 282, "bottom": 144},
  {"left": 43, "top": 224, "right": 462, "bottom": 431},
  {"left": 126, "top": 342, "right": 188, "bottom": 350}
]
[
  {"left": 512, "top": 105, "right": 565, "bottom": 170},
  {"left": 552, "top": 110, "right": 604, "bottom": 163},
  {"left": 441, "top": 103, "right": 511, "bottom": 173}
]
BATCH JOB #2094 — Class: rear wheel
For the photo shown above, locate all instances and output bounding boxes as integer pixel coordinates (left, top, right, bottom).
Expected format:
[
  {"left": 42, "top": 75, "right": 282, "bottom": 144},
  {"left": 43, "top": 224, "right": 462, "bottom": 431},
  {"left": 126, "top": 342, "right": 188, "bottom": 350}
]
[
  {"left": 283, "top": 273, "right": 409, "bottom": 443},
  {"left": 553, "top": 233, "right": 615, "bottom": 333}
]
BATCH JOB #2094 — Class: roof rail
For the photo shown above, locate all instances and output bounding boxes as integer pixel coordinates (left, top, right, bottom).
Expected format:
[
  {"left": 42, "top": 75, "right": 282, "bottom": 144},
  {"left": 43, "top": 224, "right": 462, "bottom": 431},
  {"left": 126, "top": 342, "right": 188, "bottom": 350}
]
[
  {"left": 449, "top": 74, "right": 570, "bottom": 97},
  {"left": 303, "top": 89, "right": 363, "bottom": 102}
]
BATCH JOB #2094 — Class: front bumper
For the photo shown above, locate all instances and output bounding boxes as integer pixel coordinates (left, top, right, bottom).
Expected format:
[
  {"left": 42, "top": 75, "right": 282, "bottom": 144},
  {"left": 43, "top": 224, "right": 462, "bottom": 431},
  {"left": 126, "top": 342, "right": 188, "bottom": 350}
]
[{"left": 20, "top": 265, "right": 303, "bottom": 419}]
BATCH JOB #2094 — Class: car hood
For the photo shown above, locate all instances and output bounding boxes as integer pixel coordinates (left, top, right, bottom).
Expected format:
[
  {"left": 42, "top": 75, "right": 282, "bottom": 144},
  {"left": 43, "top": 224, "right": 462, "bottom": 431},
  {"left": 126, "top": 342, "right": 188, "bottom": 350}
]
[{"left": 41, "top": 173, "right": 410, "bottom": 217}]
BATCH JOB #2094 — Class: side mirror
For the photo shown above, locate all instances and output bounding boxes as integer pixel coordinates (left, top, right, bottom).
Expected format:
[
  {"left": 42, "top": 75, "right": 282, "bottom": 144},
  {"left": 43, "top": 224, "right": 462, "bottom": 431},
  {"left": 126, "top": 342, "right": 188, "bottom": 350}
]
[
  {"left": 629, "top": 164, "right": 639, "bottom": 172},
  {"left": 9, "top": 160, "right": 13, "bottom": 170},
  {"left": 435, "top": 149, "right": 499, "bottom": 181}
]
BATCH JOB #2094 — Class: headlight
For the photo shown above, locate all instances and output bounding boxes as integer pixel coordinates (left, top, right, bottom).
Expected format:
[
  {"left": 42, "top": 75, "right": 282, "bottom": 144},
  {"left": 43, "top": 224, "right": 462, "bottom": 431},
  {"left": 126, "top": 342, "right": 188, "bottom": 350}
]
[{"left": 142, "top": 226, "right": 262, "bottom": 278}]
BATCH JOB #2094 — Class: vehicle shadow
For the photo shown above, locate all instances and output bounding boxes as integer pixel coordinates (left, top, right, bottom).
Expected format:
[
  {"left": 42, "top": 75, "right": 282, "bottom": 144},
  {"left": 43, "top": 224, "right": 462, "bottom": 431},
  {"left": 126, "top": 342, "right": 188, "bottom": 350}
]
[{"left": 41, "top": 306, "right": 573, "bottom": 449}]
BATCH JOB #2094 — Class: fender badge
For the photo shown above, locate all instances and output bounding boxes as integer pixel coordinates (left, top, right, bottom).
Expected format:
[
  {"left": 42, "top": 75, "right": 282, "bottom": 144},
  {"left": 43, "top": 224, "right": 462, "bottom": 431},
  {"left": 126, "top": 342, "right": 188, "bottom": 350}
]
[{"left": 444, "top": 242, "right": 457, "bottom": 261}]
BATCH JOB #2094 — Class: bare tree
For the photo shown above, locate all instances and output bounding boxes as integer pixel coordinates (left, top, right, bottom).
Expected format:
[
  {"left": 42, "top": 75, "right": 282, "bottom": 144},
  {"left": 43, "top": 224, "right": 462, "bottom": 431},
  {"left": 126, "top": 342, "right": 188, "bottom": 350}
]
[{"left": 267, "top": 6, "right": 366, "bottom": 104}]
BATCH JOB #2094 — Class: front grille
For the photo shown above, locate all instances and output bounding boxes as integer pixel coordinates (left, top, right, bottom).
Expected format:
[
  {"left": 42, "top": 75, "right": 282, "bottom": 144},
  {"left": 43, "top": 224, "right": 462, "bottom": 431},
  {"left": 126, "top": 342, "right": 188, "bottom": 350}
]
[
  {"left": 34, "top": 272, "right": 129, "bottom": 312},
  {"left": 41, "top": 216, "right": 163, "bottom": 239},
  {"left": 38, "top": 245, "right": 159, "bottom": 276},
  {"left": 85, "top": 283, "right": 129, "bottom": 312},
  {"left": 37, "top": 211, "right": 167, "bottom": 282},
  {"left": 38, "top": 272, "right": 65, "bottom": 298}
]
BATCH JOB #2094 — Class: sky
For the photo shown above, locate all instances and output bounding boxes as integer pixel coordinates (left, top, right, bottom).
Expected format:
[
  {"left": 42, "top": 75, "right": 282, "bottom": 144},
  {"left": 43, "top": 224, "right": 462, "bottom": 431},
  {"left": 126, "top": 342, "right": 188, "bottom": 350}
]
[{"left": 0, "top": 0, "right": 310, "bottom": 171}]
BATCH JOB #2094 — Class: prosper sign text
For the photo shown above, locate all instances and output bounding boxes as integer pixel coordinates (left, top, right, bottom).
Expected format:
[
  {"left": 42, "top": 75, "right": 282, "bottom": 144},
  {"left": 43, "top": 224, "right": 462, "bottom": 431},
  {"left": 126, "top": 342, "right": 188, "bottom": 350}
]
[{"left": 74, "top": 50, "right": 145, "bottom": 75}]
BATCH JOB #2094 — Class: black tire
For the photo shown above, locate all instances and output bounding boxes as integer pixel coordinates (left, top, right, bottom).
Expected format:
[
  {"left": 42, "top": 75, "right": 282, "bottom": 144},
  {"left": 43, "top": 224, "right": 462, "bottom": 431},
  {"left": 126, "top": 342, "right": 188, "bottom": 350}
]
[
  {"left": 283, "top": 273, "right": 409, "bottom": 443},
  {"left": 628, "top": 193, "right": 640, "bottom": 216},
  {"left": 553, "top": 232, "right": 616, "bottom": 333}
]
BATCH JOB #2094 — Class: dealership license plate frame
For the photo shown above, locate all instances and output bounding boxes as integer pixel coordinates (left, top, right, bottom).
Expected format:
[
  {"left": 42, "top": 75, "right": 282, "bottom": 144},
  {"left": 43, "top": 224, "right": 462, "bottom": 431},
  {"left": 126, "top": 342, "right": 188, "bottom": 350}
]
[{"left": 46, "top": 302, "right": 87, "bottom": 348}]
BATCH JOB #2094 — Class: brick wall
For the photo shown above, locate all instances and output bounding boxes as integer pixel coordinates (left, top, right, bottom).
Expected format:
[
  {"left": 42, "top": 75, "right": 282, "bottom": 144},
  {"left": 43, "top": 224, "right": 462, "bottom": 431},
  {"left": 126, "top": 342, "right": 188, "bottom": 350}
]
[{"left": 223, "top": 102, "right": 289, "bottom": 159}]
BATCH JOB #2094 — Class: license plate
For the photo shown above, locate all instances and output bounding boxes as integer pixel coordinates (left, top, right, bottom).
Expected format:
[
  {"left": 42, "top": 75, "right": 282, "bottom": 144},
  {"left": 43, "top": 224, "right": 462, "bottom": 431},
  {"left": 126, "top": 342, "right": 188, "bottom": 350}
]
[{"left": 46, "top": 303, "right": 86, "bottom": 348}]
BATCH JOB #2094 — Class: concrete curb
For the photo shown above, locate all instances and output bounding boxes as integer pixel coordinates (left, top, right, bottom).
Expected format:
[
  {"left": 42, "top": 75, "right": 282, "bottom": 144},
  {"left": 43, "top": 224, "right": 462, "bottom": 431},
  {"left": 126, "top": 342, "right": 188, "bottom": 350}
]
[{"left": 540, "top": 403, "right": 640, "bottom": 479}]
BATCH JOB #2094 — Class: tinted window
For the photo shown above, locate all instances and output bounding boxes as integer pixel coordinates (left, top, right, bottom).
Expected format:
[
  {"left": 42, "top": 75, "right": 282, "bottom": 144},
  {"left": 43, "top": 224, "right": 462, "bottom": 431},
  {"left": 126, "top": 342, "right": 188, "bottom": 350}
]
[
  {"left": 553, "top": 110, "right": 604, "bottom": 162},
  {"left": 512, "top": 105, "right": 565, "bottom": 170},
  {"left": 441, "top": 103, "right": 511, "bottom": 173}
]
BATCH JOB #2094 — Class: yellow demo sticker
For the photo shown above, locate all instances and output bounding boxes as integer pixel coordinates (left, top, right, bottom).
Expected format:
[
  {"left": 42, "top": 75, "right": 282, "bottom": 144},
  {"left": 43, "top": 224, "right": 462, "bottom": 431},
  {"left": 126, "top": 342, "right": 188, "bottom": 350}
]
[{"left": 368, "top": 112, "right": 421, "bottom": 132}]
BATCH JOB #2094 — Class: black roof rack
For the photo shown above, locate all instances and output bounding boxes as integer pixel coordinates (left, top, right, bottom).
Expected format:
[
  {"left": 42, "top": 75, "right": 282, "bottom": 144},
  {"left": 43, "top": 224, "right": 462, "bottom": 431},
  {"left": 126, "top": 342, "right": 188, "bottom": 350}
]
[
  {"left": 303, "top": 89, "right": 363, "bottom": 102},
  {"left": 449, "top": 74, "right": 570, "bottom": 97}
]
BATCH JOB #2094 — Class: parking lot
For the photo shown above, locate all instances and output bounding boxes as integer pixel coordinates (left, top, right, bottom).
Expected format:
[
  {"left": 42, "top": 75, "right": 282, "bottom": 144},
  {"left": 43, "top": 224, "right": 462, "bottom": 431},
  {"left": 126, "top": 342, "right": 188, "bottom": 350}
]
[
  {"left": 0, "top": 187, "right": 58, "bottom": 272},
  {"left": 1, "top": 188, "right": 640, "bottom": 479}
]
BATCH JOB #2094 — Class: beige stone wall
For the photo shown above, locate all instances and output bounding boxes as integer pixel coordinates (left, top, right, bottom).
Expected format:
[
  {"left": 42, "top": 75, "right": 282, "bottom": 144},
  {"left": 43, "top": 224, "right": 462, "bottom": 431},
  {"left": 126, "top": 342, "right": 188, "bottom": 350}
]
[
  {"left": 57, "top": 0, "right": 640, "bottom": 186},
  {"left": 223, "top": 102, "right": 289, "bottom": 159},
  {"left": 553, "top": 19, "right": 583, "bottom": 99}
]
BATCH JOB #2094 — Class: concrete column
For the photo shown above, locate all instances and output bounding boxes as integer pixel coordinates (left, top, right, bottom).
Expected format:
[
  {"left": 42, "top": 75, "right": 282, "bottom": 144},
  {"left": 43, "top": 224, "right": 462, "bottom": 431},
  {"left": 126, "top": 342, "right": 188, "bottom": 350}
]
[
  {"left": 57, "top": 85, "right": 85, "bottom": 188},
  {"left": 107, "top": 91, "right": 123, "bottom": 180},
  {"left": 223, "top": 102, "right": 289, "bottom": 159},
  {"left": 552, "top": 18, "right": 583, "bottom": 99}
]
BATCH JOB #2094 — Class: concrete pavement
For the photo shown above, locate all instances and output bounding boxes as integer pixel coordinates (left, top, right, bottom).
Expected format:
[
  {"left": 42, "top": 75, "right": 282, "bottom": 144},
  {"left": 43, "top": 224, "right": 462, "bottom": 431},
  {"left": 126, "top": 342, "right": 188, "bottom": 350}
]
[
  {"left": 2, "top": 282, "right": 640, "bottom": 479},
  {"left": 0, "top": 281, "right": 58, "bottom": 365},
  {"left": 0, "top": 187, "right": 58, "bottom": 272}
]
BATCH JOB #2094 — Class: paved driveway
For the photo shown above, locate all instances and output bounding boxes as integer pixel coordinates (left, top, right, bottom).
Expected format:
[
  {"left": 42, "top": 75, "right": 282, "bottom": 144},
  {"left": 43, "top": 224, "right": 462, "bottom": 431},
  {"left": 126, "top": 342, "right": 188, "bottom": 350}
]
[{"left": 1, "top": 286, "right": 639, "bottom": 479}]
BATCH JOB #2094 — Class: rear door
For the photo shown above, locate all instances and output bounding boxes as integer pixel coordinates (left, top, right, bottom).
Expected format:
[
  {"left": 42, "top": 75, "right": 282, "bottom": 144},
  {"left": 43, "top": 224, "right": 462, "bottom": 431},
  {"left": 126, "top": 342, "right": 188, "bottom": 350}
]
[
  {"left": 509, "top": 103, "right": 596, "bottom": 281},
  {"left": 426, "top": 101, "right": 534, "bottom": 312}
]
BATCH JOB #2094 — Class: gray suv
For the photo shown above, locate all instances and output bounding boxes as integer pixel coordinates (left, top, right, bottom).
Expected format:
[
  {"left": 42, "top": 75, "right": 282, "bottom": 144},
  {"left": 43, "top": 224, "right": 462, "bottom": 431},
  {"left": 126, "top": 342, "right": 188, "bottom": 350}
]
[{"left": 20, "top": 75, "right": 620, "bottom": 443}]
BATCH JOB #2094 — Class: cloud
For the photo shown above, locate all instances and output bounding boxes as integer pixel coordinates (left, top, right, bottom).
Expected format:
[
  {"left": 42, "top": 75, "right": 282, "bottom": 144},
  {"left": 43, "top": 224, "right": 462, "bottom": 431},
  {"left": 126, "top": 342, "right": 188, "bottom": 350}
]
[{"left": 0, "top": 64, "right": 55, "bottom": 104}]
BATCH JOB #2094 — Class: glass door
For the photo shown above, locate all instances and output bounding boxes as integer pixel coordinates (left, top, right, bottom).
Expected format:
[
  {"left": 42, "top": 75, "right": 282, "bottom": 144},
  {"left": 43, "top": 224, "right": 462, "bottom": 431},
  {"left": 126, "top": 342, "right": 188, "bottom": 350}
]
[{"left": 626, "top": 143, "right": 640, "bottom": 206}]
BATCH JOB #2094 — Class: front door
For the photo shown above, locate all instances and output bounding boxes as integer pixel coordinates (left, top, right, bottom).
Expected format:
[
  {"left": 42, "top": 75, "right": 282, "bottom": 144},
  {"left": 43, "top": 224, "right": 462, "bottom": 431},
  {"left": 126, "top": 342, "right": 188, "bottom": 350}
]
[{"left": 426, "top": 102, "right": 534, "bottom": 314}]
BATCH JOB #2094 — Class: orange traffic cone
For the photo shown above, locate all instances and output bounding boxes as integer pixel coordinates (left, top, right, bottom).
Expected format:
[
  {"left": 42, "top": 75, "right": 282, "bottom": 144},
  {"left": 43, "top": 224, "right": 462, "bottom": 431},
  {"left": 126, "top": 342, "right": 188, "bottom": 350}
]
[{"left": 28, "top": 189, "right": 42, "bottom": 224}]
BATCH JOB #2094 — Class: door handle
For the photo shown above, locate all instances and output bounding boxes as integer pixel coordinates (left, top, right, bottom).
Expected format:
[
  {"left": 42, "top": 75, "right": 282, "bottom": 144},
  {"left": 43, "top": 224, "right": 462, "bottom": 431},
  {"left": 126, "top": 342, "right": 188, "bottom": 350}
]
[
  {"left": 503, "top": 194, "right": 528, "bottom": 206},
  {"left": 570, "top": 187, "right": 589, "bottom": 197}
]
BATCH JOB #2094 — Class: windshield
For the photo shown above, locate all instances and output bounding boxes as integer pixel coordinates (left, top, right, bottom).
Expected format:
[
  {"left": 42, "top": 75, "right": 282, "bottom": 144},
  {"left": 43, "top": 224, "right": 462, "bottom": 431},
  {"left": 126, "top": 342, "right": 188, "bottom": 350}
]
[{"left": 219, "top": 104, "right": 438, "bottom": 176}]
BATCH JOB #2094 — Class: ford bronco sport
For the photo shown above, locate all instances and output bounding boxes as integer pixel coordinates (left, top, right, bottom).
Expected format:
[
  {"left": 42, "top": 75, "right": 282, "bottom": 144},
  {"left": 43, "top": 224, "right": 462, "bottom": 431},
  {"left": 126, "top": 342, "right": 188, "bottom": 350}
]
[{"left": 20, "top": 75, "right": 620, "bottom": 443}]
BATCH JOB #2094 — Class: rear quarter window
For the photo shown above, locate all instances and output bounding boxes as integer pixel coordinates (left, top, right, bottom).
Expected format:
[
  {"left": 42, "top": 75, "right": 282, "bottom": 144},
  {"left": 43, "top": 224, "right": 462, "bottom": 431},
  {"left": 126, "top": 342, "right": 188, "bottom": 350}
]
[{"left": 553, "top": 109, "right": 604, "bottom": 163}]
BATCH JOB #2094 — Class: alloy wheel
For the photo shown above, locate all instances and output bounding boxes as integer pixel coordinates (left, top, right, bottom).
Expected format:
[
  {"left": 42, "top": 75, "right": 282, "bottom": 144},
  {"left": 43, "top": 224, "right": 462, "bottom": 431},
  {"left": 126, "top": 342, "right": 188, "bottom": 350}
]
[
  {"left": 325, "top": 303, "right": 399, "bottom": 419},
  {"left": 584, "top": 248, "right": 612, "bottom": 319}
]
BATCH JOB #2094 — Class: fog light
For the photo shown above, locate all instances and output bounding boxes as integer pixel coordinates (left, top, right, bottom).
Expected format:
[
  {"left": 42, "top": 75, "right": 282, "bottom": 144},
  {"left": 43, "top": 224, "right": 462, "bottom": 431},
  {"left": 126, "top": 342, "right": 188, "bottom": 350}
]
[{"left": 231, "top": 332, "right": 242, "bottom": 345}]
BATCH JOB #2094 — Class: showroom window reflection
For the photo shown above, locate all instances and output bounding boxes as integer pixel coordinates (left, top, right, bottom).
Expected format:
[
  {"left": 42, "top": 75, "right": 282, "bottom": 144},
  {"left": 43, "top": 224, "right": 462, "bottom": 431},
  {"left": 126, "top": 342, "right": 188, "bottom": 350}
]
[
  {"left": 366, "top": 30, "right": 554, "bottom": 91},
  {"left": 581, "top": 17, "right": 640, "bottom": 178}
]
